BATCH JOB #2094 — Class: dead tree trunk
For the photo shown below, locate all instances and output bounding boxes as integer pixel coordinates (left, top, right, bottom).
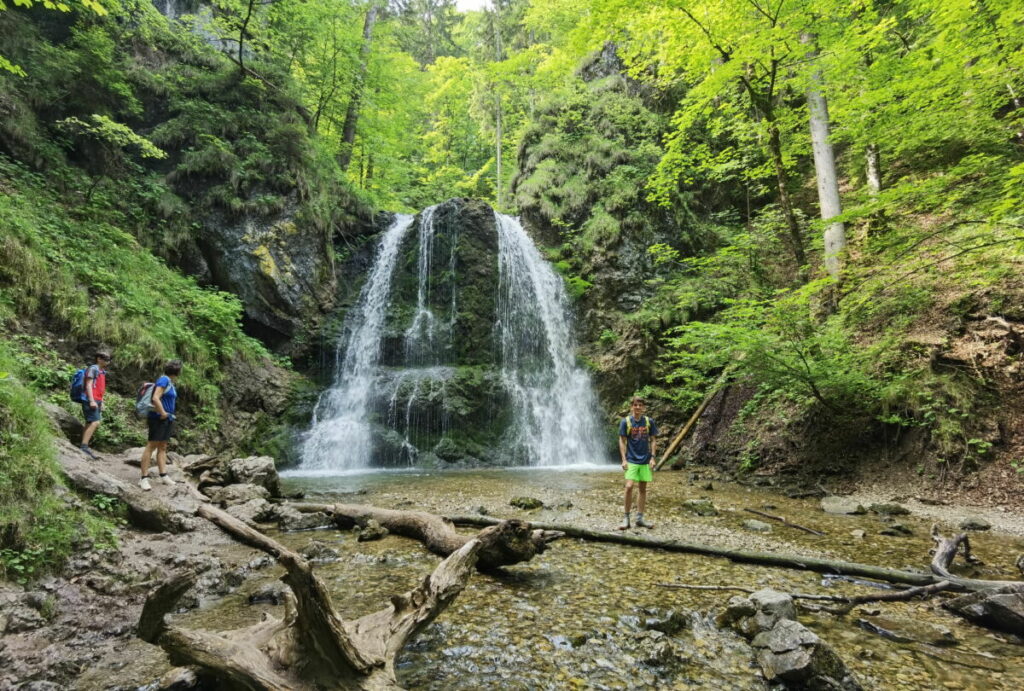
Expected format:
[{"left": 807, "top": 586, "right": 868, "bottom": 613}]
[
  {"left": 290, "top": 503, "right": 563, "bottom": 570},
  {"left": 443, "top": 515, "right": 1022, "bottom": 593},
  {"left": 142, "top": 505, "right": 544, "bottom": 690}
]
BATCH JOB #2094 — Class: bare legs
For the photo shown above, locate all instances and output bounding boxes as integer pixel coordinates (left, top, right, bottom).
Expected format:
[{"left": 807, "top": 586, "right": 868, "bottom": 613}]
[
  {"left": 140, "top": 441, "right": 168, "bottom": 478},
  {"left": 623, "top": 480, "right": 647, "bottom": 515},
  {"left": 81, "top": 420, "right": 100, "bottom": 447}
]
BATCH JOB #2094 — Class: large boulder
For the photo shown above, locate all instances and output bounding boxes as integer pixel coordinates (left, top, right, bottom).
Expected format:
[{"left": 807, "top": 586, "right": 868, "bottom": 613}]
[
  {"left": 716, "top": 589, "right": 796, "bottom": 638},
  {"left": 208, "top": 483, "right": 270, "bottom": 507},
  {"left": 752, "top": 619, "right": 862, "bottom": 690},
  {"left": 943, "top": 584, "right": 1024, "bottom": 635},
  {"left": 224, "top": 456, "right": 281, "bottom": 496}
]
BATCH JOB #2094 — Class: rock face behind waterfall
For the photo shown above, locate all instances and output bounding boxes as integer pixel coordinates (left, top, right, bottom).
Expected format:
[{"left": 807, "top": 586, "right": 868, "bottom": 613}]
[
  {"left": 376, "top": 200, "right": 507, "bottom": 465},
  {"left": 301, "top": 198, "right": 607, "bottom": 470}
]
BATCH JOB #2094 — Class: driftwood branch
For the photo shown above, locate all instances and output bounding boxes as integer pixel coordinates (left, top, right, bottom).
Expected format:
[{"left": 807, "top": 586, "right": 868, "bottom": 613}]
[
  {"left": 143, "top": 503, "right": 529, "bottom": 689},
  {"left": 289, "top": 503, "right": 563, "bottom": 570},
  {"left": 743, "top": 507, "right": 826, "bottom": 536}
]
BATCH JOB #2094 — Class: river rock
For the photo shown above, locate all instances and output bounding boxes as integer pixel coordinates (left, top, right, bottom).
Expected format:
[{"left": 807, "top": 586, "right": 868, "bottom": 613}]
[
  {"left": 226, "top": 498, "right": 274, "bottom": 526},
  {"left": 869, "top": 503, "right": 910, "bottom": 516},
  {"left": 943, "top": 584, "right": 1024, "bottom": 635},
  {"left": 879, "top": 522, "right": 913, "bottom": 537},
  {"left": 249, "top": 582, "right": 289, "bottom": 605},
  {"left": 850, "top": 529, "right": 866, "bottom": 539},
  {"left": 301, "top": 540, "right": 341, "bottom": 561},
  {"left": 224, "top": 456, "right": 281, "bottom": 496},
  {"left": 959, "top": 517, "right": 991, "bottom": 531},
  {"left": 718, "top": 590, "right": 796, "bottom": 639},
  {"left": 681, "top": 498, "right": 718, "bottom": 516},
  {"left": 208, "top": 483, "right": 270, "bottom": 506},
  {"left": 716, "top": 595, "right": 758, "bottom": 630},
  {"left": 743, "top": 519, "right": 772, "bottom": 533},
  {"left": 642, "top": 608, "right": 690, "bottom": 635},
  {"left": 356, "top": 518, "right": 389, "bottom": 542},
  {"left": 821, "top": 497, "right": 867, "bottom": 515},
  {"left": 510, "top": 496, "right": 544, "bottom": 510},
  {"left": 269, "top": 505, "right": 332, "bottom": 531},
  {"left": 752, "top": 619, "right": 862, "bottom": 690}
]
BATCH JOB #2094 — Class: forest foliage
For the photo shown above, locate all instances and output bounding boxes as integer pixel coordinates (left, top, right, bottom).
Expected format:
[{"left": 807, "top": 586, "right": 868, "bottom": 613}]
[{"left": 2, "top": 0, "right": 1024, "bottom": 575}]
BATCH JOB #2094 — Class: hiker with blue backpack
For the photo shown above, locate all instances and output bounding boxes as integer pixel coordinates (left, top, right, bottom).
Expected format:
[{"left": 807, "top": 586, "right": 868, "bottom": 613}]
[
  {"left": 72, "top": 350, "right": 111, "bottom": 460},
  {"left": 617, "top": 396, "right": 659, "bottom": 530},
  {"left": 137, "top": 359, "right": 182, "bottom": 491}
]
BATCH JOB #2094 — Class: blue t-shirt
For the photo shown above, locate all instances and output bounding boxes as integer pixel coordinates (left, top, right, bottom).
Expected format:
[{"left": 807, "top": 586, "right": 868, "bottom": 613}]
[
  {"left": 149, "top": 375, "right": 177, "bottom": 419},
  {"left": 619, "top": 415, "right": 659, "bottom": 463}
]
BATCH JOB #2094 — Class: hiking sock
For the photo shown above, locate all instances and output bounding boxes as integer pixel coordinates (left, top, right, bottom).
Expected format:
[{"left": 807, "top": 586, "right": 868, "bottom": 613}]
[{"left": 636, "top": 513, "right": 645, "bottom": 523}]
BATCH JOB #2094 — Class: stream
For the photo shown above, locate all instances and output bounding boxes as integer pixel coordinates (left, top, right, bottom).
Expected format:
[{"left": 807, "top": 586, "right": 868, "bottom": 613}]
[{"left": 173, "top": 468, "right": 1024, "bottom": 690}]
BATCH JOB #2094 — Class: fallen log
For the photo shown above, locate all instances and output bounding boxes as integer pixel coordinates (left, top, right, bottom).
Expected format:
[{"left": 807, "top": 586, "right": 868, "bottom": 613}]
[
  {"left": 743, "top": 507, "right": 826, "bottom": 536},
  {"left": 657, "top": 581, "right": 953, "bottom": 615},
  {"left": 142, "top": 504, "right": 533, "bottom": 690},
  {"left": 289, "top": 503, "right": 563, "bottom": 570},
  {"left": 444, "top": 514, "right": 1020, "bottom": 593}
]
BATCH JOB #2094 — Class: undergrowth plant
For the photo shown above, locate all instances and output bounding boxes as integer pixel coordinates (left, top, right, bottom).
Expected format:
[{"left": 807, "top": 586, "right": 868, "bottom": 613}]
[{"left": 0, "top": 342, "right": 117, "bottom": 583}]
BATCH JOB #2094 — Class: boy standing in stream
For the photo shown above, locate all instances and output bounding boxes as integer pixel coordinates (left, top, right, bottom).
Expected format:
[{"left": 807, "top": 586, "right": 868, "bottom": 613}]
[{"left": 618, "top": 396, "right": 658, "bottom": 530}]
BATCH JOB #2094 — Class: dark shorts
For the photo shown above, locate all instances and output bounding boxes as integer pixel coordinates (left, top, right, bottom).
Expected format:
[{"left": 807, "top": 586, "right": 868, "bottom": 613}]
[
  {"left": 147, "top": 417, "right": 175, "bottom": 443},
  {"left": 81, "top": 401, "right": 103, "bottom": 423}
]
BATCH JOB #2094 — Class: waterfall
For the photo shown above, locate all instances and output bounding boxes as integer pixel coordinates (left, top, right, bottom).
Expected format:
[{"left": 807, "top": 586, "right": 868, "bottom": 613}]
[
  {"left": 493, "top": 213, "right": 605, "bottom": 467},
  {"left": 299, "top": 215, "right": 414, "bottom": 471},
  {"left": 295, "top": 202, "right": 607, "bottom": 473}
]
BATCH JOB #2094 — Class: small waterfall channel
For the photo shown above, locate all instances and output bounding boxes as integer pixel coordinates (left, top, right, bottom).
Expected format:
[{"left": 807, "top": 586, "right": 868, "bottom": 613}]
[{"left": 296, "top": 200, "right": 607, "bottom": 473}]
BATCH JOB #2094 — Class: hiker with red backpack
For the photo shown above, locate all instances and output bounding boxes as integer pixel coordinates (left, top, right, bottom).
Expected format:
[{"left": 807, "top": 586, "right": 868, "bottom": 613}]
[
  {"left": 138, "top": 359, "right": 182, "bottom": 491},
  {"left": 73, "top": 350, "right": 111, "bottom": 460}
]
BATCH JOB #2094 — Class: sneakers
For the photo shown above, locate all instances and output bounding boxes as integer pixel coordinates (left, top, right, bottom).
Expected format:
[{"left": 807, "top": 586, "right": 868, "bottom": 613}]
[
  {"left": 635, "top": 515, "right": 655, "bottom": 529},
  {"left": 160, "top": 474, "right": 175, "bottom": 486},
  {"left": 79, "top": 445, "right": 99, "bottom": 460},
  {"left": 617, "top": 516, "right": 631, "bottom": 531},
  {"left": 139, "top": 478, "right": 152, "bottom": 491}
]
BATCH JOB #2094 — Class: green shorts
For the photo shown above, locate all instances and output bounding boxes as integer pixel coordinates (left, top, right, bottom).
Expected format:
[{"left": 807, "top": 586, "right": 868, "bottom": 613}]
[{"left": 624, "top": 463, "right": 652, "bottom": 482}]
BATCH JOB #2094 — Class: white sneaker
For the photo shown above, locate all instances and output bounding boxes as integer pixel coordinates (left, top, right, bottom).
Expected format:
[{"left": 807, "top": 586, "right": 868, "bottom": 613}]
[
  {"left": 160, "top": 474, "right": 175, "bottom": 486},
  {"left": 139, "top": 478, "right": 152, "bottom": 491}
]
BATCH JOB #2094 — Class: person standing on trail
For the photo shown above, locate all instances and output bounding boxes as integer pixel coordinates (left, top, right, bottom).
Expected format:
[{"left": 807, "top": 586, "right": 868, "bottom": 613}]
[
  {"left": 79, "top": 350, "right": 111, "bottom": 459},
  {"left": 139, "top": 359, "right": 182, "bottom": 491},
  {"left": 618, "top": 396, "right": 658, "bottom": 530}
]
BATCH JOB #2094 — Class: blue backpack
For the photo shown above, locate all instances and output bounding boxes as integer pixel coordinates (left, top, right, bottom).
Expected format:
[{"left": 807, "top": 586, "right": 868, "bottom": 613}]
[{"left": 69, "top": 368, "right": 88, "bottom": 402}]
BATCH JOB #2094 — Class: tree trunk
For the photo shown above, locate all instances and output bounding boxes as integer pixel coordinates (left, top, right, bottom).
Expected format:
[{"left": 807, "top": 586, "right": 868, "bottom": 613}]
[
  {"left": 767, "top": 123, "right": 807, "bottom": 272},
  {"left": 495, "top": 94, "right": 503, "bottom": 209},
  {"left": 338, "top": 1, "right": 380, "bottom": 172},
  {"left": 806, "top": 78, "right": 845, "bottom": 280},
  {"left": 290, "top": 503, "right": 563, "bottom": 570},
  {"left": 444, "top": 515, "right": 1022, "bottom": 593},
  {"left": 143, "top": 504, "right": 541, "bottom": 690}
]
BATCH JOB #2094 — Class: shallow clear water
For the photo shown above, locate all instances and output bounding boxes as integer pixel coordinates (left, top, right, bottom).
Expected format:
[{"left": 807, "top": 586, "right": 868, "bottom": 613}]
[{"left": 179, "top": 469, "right": 1024, "bottom": 690}]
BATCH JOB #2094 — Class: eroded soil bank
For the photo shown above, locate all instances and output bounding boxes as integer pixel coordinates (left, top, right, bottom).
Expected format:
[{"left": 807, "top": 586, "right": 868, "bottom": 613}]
[{"left": 3, "top": 459, "right": 1024, "bottom": 690}]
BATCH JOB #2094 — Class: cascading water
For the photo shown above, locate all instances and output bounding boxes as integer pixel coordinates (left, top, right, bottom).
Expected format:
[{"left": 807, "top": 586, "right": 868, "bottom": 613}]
[
  {"left": 493, "top": 213, "right": 605, "bottom": 466},
  {"left": 296, "top": 200, "right": 608, "bottom": 473},
  {"left": 300, "top": 214, "right": 415, "bottom": 471}
]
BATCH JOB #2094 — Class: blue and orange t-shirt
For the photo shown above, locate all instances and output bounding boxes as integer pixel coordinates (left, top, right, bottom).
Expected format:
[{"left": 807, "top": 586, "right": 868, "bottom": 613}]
[{"left": 618, "top": 415, "right": 659, "bottom": 463}]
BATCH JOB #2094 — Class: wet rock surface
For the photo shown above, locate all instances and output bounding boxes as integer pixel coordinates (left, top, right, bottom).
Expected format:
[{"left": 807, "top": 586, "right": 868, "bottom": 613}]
[
  {"left": 682, "top": 498, "right": 719, "bottom": 516},
  {"left": 943, "top": 584, "right": 1024, "bottom": 635},
  {"left": 821, "top": 497, "right": 867, "bottom": 515},
  {"left": 752, "top": 619, "right": 862, "bottom": 690}
]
